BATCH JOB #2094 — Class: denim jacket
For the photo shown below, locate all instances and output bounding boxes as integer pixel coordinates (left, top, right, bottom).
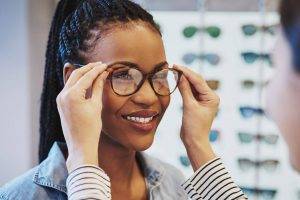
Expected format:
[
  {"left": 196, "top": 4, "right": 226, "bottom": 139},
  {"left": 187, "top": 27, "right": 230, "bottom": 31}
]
[{"left": 0, "top": 142, "right": 188, "bottom": 200}]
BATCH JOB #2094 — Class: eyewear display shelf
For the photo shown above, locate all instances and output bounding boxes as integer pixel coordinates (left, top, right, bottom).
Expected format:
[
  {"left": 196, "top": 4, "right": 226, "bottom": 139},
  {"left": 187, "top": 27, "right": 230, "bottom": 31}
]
[{"left": 145, "top": 11, "right": 300, "bottom": 200}]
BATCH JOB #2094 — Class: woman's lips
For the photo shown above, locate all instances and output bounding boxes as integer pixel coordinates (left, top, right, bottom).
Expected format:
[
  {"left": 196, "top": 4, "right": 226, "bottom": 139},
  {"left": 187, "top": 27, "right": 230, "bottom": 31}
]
[
  {"left": 125, "top": 118, "right": 157, "bottom": 132},
  {"left": 121, "top": 110, "right": 159, "bottom": 132}
]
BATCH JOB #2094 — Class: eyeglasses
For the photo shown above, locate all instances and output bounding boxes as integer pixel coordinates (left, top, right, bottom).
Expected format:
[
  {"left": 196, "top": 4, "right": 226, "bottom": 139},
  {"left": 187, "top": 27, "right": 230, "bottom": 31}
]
[
  {"left": 182, "top": 53, "right": 221, "bottom": 66},
  {"left": 238, "top": 132, "right": 279, "bottom": 145},
  {"left": 179, "top": 155, "right": 191, "bottom": 167},
  {"left": 206, "top": 80, "right": 220, "bottom": 91},
  {"left": 241, "top": 52, "right": 273, "bottom": 66},
  {"left": 239, "top": 106, "right": 265, "bottom": 118},
  {"left": 242, "top": 24, "right": 278, "bottom": 36},
  {"left": 241, "top": 80, "right": 269, "bottom": 89},
  {"left": 241, "top": 187, "right": 277, "bottom": 199},
  {"left": 209, "top": 130, "right": 220, "bottom": 142},
  {"left": 73, "top": 63, "right": 182, "bottom": 96},
  {"left": 238, "top": 158, "right": 279, "bottom": 172},
  {"left": 183, "top": 25, "right": 221, "bottom": 38}
]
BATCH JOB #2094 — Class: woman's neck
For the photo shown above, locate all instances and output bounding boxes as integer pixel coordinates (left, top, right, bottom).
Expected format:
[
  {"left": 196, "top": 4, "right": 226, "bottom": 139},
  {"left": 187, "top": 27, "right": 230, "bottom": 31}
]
[{"left": 98, "top": 132, "right": 144, "bottom": 190}]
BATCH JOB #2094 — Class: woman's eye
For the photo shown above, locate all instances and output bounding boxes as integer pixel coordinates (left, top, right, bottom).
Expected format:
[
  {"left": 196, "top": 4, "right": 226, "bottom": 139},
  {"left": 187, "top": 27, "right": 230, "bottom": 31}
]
[{"left": 113, "top": 71, "right": 132, "bottom": 80}]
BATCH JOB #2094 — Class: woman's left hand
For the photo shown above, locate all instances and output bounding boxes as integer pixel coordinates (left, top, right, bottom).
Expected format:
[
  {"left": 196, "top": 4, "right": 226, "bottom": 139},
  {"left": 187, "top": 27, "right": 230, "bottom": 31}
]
[{"left": 174, "top": 64, "right": 220, "bottom": 171}]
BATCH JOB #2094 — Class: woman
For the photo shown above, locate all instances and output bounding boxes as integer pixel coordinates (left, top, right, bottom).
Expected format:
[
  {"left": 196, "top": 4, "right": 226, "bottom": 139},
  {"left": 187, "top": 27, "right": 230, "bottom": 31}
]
[{"left": 0, "top": 0, "right": 246, "bottom": 199}]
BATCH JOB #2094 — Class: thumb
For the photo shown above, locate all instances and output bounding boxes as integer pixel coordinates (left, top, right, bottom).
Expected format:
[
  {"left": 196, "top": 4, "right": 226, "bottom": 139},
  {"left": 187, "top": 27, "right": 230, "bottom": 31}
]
[
  {"left": 91, "top": 71, "right": 109, "bottom": 104},
  {"left": 178, "top": 75, "right": 195, "bottom": 105}
]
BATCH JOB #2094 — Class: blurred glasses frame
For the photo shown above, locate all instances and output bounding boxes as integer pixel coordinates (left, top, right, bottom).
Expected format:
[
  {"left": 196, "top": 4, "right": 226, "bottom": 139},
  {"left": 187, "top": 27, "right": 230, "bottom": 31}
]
[
  {"left": 241, "top": 51, "right": 273, "bottom": 66},
  {"left": 183, "top": 25, "right": 221, "bottom": 38},
  {"left": 209, "top": 129, "right": 220, "bottom": 142},
  {"left": 182, "top": 52, "right": 221, "bottom": 66},
  {"left": 238, "top": 158, "right": 279, "bottom": 172},
  {"left": 206, "top": 80, "right": 220, "bottom": 91},
  {"left": 179, "top": 155, "right": 191, "bottom": 167},
  {"left": 242, "top": 24, "right": 278, "bottom": 36},
  {"left": 241, "top": 79, "right": 269, "bottom": 89},
  {"left": 238, "top": 132, "right": 279, "bottom": 145},
  {"left": 241, "top": 186, "right": 277, "bottom": 199},
  {"left": 239, "top": 106, "right": 265, "bottom": 118},
  {"left": 72, "top": 63, "right": 183, "bottom": 97}
]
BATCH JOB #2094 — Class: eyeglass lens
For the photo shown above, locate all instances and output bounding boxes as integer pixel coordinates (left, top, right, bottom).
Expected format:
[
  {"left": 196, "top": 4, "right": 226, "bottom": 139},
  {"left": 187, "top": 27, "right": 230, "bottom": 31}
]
[{"left": 110, "top": 67, "right": 180, "bottom": 96}]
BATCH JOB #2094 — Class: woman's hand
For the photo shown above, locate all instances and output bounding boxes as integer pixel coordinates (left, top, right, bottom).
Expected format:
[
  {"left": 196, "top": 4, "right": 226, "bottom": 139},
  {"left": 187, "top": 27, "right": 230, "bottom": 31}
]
[
  {"left": 56, "top": 62, "right": 108, "bottom": 172},
  {"left": 174, "top": 64, "right": 220, "bottom": 171}
]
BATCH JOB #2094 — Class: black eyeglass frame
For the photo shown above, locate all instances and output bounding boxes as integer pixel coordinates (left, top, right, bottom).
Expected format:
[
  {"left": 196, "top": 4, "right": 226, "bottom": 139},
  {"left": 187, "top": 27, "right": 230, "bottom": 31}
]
[{"left": 72, "top": 63, "right": 183, "bottom": 97}]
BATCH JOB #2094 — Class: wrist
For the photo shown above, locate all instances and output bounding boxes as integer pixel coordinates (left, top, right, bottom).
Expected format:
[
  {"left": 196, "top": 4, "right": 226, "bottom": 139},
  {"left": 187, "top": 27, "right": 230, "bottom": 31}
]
[
  {"left": 66, "top": 145, "right": 99, "bottom": 172},
  {"left": 183, "top": 140, "right": 216, "bottom": 171}
]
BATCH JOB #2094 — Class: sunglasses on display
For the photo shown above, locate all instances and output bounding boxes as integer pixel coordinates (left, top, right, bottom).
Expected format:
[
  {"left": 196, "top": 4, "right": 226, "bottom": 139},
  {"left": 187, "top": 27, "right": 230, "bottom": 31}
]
[
  {"left": 72, "top": 63, "right": 182, "bottom": 96},
  {"left": 241, "top": 79, "right": 269, "bottom": 89},
  {"left": 206, "top": 80, "right": 220, "bottom": 91},
  {"left": 242, "top": 24, "right": 278, "bottom": 36},
  {"left": 239, "top": 106, "right": 265, "bottom": 118},
  {"left": 238, "top": 132, "right": 279, "bottom": 145},
  {"left": 182, "top": 53, "right": 221, "bottom": 66},
  {"left": 209, "top": 129, "right": 220, "bottom": 142},
  {"left": 241, "top": 187, "right": 277, "bottom": 200},
  {"left": 238, "top": 158, "right": 279, "bottom": 172},
  {"left": 241, "top": 52, "right": 273, "bottom": 66},
  {"left": 179, "top": 155, "right": 191, "bottom": 167},
  {"left": 183, "top": 25, "right": 221, "bottom": 38}
]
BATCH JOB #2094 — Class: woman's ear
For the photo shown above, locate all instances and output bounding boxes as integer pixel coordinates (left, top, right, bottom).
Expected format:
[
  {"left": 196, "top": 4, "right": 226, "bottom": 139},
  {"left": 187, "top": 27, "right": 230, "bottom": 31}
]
[{"left": 63, "top": 62, "right": 76, "bottom": 85}]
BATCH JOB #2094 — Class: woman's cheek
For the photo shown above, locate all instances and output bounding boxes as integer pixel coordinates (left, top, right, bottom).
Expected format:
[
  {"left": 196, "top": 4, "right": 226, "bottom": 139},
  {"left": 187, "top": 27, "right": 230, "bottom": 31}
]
[{"left": 160, "top": 96, "right": 170, "bottom": 112}]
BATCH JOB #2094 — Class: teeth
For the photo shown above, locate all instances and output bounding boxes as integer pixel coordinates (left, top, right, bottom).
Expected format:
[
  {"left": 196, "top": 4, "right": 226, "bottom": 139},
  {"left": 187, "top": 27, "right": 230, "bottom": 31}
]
[{"left": 126, "top": 116, "right": 154, "bottom": 123}]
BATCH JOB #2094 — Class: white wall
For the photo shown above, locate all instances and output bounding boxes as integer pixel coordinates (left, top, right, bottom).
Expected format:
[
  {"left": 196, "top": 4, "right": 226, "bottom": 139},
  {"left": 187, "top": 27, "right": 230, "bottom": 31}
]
[{"left": 0, "top": 0, "right": 54, "bottom": 185}]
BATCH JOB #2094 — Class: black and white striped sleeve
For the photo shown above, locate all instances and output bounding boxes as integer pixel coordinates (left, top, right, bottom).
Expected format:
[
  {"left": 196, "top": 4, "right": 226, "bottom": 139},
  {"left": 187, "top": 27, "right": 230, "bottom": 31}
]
[
  {"left": 181, "top": 157, "right": 247, "bottom": 200},
  {"left": 66, "top": 165, "right": 111, "bottom": 200}
]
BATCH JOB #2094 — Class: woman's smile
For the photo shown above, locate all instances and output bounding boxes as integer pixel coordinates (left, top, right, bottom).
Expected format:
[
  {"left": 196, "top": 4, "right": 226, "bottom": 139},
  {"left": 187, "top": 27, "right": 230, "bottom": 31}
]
[{"left": 121, "top": 109, "right": 160, "bottom": 132}]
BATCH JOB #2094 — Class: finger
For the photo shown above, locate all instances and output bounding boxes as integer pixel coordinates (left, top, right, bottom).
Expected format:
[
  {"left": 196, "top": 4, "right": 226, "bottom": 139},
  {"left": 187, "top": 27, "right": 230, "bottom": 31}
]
[
  {"left": 177, "top": 75, "right": 195, "bottom": 104},
  {"left": 91, "top": 71, "right": 109, "bottom": 104},
  {"left": 173, "top": 64, "right": 212, "bottom": 95},
  {"left": 64, "top": 62, "right": 102, "bottom": 89},
  {"left": 74, "top": 63, "right": 108, "bottom": 90}
]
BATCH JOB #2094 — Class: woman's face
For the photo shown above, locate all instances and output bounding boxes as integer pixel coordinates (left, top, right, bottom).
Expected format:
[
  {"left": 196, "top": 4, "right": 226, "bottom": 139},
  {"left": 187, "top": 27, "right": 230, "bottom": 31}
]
[{"left": 87, "top": 23, "right": 170, "bottom": 151}]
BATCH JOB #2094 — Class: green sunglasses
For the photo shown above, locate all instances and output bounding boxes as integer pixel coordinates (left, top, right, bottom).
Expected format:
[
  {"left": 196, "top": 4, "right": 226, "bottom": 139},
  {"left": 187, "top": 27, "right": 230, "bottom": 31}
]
[
  {"left": 238, "top": 132, "right": 279, "bottom": 145},
  {"left": 183, "top": 25, "right": 221, "bottom": 38}
]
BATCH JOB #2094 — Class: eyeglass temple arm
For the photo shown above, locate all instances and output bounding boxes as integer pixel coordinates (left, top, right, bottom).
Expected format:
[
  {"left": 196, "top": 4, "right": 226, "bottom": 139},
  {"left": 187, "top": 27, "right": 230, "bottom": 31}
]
[{"left": 72, "top": 63, "right": 114, "bottom": 71}]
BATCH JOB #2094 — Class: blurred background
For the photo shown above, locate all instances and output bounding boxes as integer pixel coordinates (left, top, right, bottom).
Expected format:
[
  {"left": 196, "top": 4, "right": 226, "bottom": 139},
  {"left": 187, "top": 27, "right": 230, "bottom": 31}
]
[{"left": 1, "top": 0, "right": 300, "bottom": 199}]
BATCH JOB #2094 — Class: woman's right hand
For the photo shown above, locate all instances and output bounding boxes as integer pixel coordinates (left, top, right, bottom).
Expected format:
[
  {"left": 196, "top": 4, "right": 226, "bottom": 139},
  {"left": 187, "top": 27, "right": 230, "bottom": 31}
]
[{"left": 56, "top": 62, "right": 108, "bottom": 172}]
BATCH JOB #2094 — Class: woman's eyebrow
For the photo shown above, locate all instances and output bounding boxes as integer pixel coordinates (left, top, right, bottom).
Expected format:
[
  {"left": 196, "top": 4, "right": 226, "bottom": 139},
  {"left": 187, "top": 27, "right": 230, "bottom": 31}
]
[{"left": 107, "top": 61, "right": 169, "bottom": 70}]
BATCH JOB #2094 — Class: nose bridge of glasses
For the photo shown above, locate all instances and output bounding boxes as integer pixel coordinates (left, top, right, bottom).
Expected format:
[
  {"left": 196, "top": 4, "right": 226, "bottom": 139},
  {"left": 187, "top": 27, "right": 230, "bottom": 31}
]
[
  {"left": 134, "top": 72, "right": 159, "bottom": 96},
  {"left": 130, "top": 79, "right": 160, "bottom": 106}
]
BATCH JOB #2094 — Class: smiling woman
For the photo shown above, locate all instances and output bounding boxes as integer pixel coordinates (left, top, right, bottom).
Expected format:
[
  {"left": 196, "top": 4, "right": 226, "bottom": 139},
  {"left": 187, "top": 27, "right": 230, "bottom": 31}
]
[{"left": 0, "top": 0, "right": 247, "bottom": 200}]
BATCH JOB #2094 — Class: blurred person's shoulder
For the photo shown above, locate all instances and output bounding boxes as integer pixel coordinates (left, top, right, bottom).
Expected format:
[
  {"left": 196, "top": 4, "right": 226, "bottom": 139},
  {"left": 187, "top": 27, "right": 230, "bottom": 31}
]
[{"left": 0, "top": 142, "right": 68, "bottom": 200}]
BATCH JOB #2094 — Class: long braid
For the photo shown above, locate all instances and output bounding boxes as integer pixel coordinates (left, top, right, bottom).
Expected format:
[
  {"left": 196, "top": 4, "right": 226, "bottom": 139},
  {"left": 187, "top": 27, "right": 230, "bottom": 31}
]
[
  {"left": 39, "top": 0, "right": 162, "bottom": 163},
  {"left": 39, "top": 0, "right": 82, "bottom": 162}
]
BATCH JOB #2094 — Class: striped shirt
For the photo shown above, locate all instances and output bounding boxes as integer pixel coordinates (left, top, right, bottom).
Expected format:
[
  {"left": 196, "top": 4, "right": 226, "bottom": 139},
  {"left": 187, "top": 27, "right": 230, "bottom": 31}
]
[{"left": 66, "top": 157, "right": 247, "bottom": 200}]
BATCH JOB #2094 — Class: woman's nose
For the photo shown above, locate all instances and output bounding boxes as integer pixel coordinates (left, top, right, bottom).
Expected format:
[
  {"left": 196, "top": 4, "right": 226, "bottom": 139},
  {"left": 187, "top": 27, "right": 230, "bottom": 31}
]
[{"left": 131, "top": 80, "right": 158, "bottom": 106}]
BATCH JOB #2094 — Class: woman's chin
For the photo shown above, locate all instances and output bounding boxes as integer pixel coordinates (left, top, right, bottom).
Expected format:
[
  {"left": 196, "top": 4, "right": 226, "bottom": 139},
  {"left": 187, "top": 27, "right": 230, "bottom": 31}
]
[
  {"left": 131, "top": 132, "right": 155, "bottom": 151},
  {"left": 102, "top": 128, "right": 156, "bottom": 151}
]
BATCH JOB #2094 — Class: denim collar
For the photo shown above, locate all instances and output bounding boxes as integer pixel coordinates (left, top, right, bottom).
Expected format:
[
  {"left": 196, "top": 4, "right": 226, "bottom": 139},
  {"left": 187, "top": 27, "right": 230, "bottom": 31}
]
[{"left": 33, "top": 142, "right": 165, "bottom": 194}]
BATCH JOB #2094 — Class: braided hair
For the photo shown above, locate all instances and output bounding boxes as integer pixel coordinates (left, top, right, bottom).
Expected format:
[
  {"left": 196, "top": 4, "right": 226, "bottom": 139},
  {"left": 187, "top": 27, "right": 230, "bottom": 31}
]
[
  {"left": 39, "top": 0, "right": 161, "bottom": 162},
  {"left": 280, "top": 0, "right": 300, "bottom": 72}
]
